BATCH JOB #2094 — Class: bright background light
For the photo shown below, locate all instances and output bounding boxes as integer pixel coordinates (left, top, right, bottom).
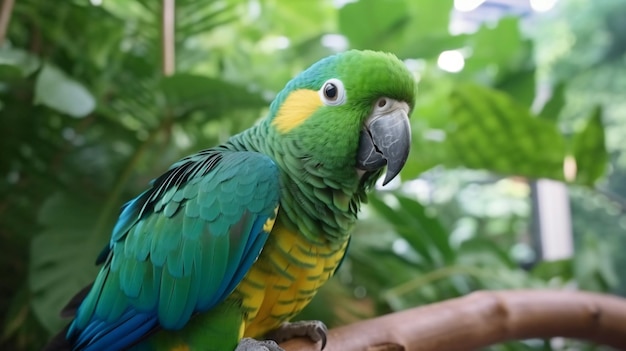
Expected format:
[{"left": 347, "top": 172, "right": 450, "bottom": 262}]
[
  {"left": 259, "top": 36, "right": 290, "bottom": 52},
  {"left": 321, "top": 34, "right": 349, "bottom": 52},
  {"left": 454, "top": 0, "right": 486, "bottom": 12},
  {"left": 437, "top": 50, "right": 465, "bottom": 73},
  {"left": 530, "top": 0, "right": 558, "bottom": 12}
]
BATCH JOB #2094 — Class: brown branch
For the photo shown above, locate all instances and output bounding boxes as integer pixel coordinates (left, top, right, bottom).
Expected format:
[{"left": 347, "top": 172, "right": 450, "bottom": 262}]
[
  {"left": 280, "top": 290, "right": 626, "bottom": 351},
  {"left": 161, "top": 0, "right": 175, "bottom": 76},
  {"left": 0, "top": 0, "right": 15, "bottom": 45}
]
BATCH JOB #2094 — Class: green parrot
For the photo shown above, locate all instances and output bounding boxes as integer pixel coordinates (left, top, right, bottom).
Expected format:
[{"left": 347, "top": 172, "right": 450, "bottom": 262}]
[{"left": 45, "top": 50, "right": 417, "bottom": 351}]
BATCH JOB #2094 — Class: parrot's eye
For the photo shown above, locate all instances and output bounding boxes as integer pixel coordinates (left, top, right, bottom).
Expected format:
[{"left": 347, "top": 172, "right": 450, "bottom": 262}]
[
  {"left": 324, "top": 84, "right": 337, "bottom": 99},
  {"left": 319, "top": 78, "right": 346, "bottom": 106}
]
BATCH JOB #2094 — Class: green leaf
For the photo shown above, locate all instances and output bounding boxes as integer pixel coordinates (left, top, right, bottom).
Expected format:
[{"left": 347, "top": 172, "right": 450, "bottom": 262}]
[
  {"left": 339, "top": 0, "right": 410, "bottom": 51},
  {"left": 339, "top": 0, "right": 455, "bottom": 57},
  {"left": 446, "top": 83, "right": 566, "bottom": 180},
  {"left": 29, "top": 194, "right": 103, "bottom": 334},
  {"left": 531, "top": 259, "right": 573, "bottom": 281},
  {"left": 34, "top": 64, "right": 96, "bottom": 118},
  {"left": 572, "top": 106, "right": 607, "bottom": 185},
  {"left": 404, "top": 0, "right": 453, "bottom": 38},
  {"left": 495, "top": 68, "right": 536, "bottom": 109},
  {"left": 2, "top": 284, "right": 31, "bottom": 340},
  {"left": 395, "top": 196, "right": 455, "bottom": 264},
  {"left": 398, "top": 0, "right": 457, "bottom": 59},
  {"left": 368, "top": 195, "right": 435, "bottom": 264},
  {"left": 368, "top": 194, "right": 455, "bottom": 266},
  {"left": 256, "top": 1, "right": 336, "bottom": 43},
  {"left": 0, "top": 48, "right": 41, "bottom": 78},
  {"left": 458, "top": 238, "right": 517, "bottom": 269},
  {"left": 160, "top": 74, "right": 266, "bottom": 119},
  {"left": 401, "top": 34, "right": 468, "bottom": 60},
  {"left": 538, "top": 82, "right": 566, "bottom": 121},
  {"left": 575, "top": 233, "right": 620, "bottom": 291},
  {"left": 401, "top": 77, "right": 454, "bottom": 178},
  {"left": 0, "top": 64, "right": 22, "bottom": 81},
  {"left": 464, "top": 17, "right": 523, "bottom": 74}
]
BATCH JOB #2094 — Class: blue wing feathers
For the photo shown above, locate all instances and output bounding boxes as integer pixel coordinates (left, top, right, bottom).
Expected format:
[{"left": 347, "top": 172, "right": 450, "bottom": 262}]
[
  {"left": 182, "top": 212, "right": 203, "bottom": 239},
  {"left": 184, "top": 198, "right": 200, "bottom": 217},
  {"left": 120, "top": 257, "right": 144, "bottom": 298},
  {"left": 226, "top": 215, "right": 273, "bottom": 294},
  {"left": 163, "top": 200, "right": 179, "bottom": 217},
  {"left": 101, "top": 312, "right": 156, "bottom": 351},
  {"left": 180, "top": 237, "right": 197, "bottom": 275},
  {"left": 157, "top": 268, "right": 178, "bottom": 328},
  {"left": 182, "top": 181, "right": 199, "bottom": 199},
  {"left": 67, "top": 150, "right": 280, "bottom": 351}
]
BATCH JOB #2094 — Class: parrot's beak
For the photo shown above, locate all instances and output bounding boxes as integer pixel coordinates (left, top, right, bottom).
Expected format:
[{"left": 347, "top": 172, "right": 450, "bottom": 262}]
[{"left": 356, "top": 98, "right": 411, "bottom": 185}]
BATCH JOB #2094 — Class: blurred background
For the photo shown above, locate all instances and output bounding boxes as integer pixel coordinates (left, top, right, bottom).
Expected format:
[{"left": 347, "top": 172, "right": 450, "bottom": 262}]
[{"left": 1, "top": 0, "right": 625, "bottom": 350}]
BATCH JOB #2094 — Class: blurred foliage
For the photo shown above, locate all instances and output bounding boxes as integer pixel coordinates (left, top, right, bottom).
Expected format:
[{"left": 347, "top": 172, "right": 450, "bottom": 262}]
[{"left": 0, "top": 0, "right": 623, "bottom": 350}]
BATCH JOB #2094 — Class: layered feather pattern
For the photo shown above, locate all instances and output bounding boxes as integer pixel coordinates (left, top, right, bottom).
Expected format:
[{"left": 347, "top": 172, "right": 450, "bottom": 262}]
[{"left": 67, "top": 150, "right": 280, "bottom": 351}]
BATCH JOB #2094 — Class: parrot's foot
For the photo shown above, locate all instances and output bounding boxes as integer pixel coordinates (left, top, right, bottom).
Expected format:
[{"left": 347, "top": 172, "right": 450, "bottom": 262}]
[
  {"left": 265, "top": 320, "right": 328, "bottom": 350},
  {"left": 235, "top": 338, "right": 284, "bottom": 351}
]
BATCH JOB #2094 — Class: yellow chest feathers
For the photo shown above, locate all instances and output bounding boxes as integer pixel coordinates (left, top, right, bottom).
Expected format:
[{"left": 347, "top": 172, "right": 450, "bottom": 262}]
[{"left": 233, "top": 222, "right": 348, "bottom": 338}]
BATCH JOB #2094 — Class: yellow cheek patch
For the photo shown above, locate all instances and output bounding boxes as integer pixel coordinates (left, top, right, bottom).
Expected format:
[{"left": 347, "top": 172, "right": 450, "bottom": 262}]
[{"left": 272, "top": 89, "right": 322, "bottom": 133}]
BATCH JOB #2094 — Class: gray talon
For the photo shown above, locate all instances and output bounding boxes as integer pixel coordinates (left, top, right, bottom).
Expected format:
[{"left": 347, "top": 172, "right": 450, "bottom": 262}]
[
  {"left": 265, "top": 320, "right": 328, "bottom": 350},
  {"left": 235, "top": 337, "right": 284, "bottom": 351}
]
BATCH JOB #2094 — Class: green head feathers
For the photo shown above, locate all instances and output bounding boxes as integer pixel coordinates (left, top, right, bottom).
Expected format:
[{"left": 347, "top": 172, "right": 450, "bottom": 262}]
[
  {"left": 265, "top": 50, "right": 417, "bottom": 186},
  {"left": 269, "top": 50, "right": 416, "bottom": 115}
]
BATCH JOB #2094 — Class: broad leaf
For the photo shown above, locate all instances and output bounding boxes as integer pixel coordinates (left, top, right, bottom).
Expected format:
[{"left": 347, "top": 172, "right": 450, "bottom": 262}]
[
  {"left": 339, "top": 0, "right": 410, "bottom": 51},
  {"left": 464, "top": 17, "right": 523, "bottom": 75},
  {"left": 572, "top": 106, "right": 607, "bottom": 185},
  {"left": 538, "top": 82, "right": 566, "bottom": 121},
  {"left": 160, "top": 74, "right": 266, "bottom": 119},
  {"left": 404, "top": 0, "right": 453, "bottom": 38},
  {"left": 446, "top": 83, "right": 566, "bottom": 180},
  {"left": 531, "top": 259, "right": 573, "bottom": 281},
  {"left": 495, "top": 68, "right": 536, "bottom": 109},
  {"left": 399, "top": 0, "right": 458, "bottom": 59},
  {"left": 574, "top": 233, "right": 620, "bottom": 292},
  {"left": 34, "top": 64, "right": 96, "bottom": 118},
  {"left": 0, "top": 48, "right": 40, "bottom": 78},
  {"left": 29, "top": 194, "right": 103, "bottom": 334},
  {"left": 368, "top": 195, "right": 435, "bottom": 264},
  {"left": 369, "top": 194, "right": 454, "bottom": 266},
  {"left": 395, "top": 195, "right": 455, "bottom": 264},
  {"left": 457, "top": 238, "right": 517, "bottom": 269}
]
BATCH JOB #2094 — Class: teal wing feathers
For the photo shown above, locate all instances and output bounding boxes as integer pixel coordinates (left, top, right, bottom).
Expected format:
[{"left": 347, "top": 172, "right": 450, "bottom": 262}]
[{"left": 67, "top": 149, "right": 280, "bottom": 351}]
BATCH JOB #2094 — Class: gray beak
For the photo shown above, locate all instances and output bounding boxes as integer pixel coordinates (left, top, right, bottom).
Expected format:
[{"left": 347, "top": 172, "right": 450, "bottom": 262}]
[{"left": 356, "top": 98, "right": 411, "bottom": 185}]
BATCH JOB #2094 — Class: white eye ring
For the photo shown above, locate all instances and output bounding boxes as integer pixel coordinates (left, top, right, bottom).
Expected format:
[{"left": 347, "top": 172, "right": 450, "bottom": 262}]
[{"left": 319, "top": 78, "right": 346, "bottom": 106}]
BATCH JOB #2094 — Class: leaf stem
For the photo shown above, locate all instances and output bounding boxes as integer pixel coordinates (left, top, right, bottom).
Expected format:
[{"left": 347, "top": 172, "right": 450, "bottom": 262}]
[
  {"left": 91, "top": 0, "right": 178, "bottom": 244},
  {"left": 382, "top": 265, "right": 487, "bottom": 300},
  {"left": 90, "top": 123, "right": 164, "bottom": 243},
  {"left": 0, "top": 0, "right": 15, "bottom": 45},
  {"left": 161, "top": 0, "right": 175, "bottom": 76}
]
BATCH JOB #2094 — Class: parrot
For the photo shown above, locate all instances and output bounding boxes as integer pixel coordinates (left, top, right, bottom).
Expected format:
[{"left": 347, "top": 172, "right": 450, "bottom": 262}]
[{"left": 44, "top": 49, "right": 417, "bottom": 351}]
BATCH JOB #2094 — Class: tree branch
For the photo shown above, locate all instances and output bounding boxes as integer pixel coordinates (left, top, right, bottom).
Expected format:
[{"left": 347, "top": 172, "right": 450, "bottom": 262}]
[
  {"left": 280, "top": 290, "right": 626, "bottom": 351},
  {"left": 161, "top": 0, "right": 175, "bottom": 76},
  {"left": 0, "top": 0, "right": 15, "bottom": 45}
]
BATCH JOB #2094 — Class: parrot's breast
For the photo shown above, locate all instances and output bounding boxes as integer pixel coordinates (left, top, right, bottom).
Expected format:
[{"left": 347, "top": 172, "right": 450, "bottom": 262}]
[{"left": 233, "top": 220, "right": 349, "bottom": 338}]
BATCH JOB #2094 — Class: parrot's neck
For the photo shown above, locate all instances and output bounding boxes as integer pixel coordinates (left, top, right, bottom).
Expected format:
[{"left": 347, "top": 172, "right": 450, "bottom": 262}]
[{"left": 225, "top": 122, "right": 369, "bottom": 244}]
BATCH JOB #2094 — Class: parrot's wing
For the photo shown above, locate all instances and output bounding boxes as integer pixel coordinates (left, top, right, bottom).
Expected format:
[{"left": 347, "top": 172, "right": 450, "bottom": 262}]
[{"left": 67, "top": 150, "right": 280, "bottom": 351}]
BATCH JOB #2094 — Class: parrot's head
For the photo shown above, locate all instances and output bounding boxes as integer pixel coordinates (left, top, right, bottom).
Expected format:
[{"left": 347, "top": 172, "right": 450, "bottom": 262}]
[{"left": 266, "top": 50, "right": 417, "bottom": 187}]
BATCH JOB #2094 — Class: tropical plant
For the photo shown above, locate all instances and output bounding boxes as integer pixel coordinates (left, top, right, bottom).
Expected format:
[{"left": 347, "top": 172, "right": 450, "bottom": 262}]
[{"left": 0, "top": 0, "right": 622, "bottom": 350}]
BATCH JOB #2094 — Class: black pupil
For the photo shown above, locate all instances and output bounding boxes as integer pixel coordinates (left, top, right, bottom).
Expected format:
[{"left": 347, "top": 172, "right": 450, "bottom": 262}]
[{"left": 324, "top": 83, "right": 337, "bottom": 100}]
